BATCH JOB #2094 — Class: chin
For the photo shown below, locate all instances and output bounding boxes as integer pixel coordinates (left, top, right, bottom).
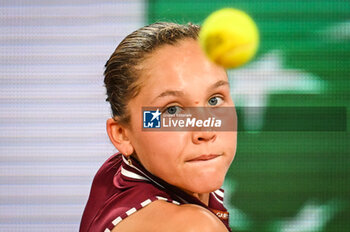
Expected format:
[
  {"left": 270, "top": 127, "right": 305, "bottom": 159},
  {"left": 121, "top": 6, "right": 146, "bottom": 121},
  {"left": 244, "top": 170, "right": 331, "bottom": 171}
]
[{"left": 187, "top": 175, "right": 225, "bottom": 194}]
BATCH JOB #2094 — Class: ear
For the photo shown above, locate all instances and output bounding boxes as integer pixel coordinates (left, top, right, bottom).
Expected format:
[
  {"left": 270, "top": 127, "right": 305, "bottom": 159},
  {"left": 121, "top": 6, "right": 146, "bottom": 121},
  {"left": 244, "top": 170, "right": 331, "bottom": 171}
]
[{"left": 106, "top": 118, "right": 134, "bottom": 156}]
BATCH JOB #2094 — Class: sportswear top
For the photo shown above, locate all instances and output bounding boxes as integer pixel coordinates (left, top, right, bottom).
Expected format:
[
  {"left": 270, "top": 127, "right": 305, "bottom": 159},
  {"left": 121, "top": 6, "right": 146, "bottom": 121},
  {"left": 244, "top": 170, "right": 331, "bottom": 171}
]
[{"left": 80, "top": 153, "right": 232, "bottom": 232}]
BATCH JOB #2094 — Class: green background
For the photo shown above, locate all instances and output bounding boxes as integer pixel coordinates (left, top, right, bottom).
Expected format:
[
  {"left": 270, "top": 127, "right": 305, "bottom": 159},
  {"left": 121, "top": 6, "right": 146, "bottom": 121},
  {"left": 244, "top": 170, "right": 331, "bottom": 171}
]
[{"left": 147, "top": 1, "right": 349, "bottom": 231}]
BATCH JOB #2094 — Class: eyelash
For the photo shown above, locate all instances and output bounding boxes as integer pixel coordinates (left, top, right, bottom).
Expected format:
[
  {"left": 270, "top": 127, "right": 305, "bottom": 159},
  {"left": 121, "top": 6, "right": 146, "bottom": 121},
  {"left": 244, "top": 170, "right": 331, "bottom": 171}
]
[
  {"left": 161, "top": 104, "right": 182, "bottom": 114},
  {"left": 208, "top": 95, "right": 224, "bottom": 106}
]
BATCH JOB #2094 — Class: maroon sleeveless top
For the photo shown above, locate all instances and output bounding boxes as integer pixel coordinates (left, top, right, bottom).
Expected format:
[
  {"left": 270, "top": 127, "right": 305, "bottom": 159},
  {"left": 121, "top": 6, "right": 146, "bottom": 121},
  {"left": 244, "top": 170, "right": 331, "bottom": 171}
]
[{"left": 80, "top": 153, "right": 232, "bottom": 232}]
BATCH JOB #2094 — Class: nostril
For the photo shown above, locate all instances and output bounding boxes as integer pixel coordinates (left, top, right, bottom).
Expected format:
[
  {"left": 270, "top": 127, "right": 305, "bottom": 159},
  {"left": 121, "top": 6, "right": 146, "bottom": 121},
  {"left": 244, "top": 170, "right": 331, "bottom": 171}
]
[{"left": 192, "top": 132, "right": 216, "bottom": 144}]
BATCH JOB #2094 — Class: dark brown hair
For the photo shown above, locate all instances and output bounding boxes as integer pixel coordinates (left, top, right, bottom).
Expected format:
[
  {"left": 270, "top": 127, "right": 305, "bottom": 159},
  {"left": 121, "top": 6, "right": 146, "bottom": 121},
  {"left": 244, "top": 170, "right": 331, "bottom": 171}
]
[{"left": 104, "top": 22, "right": 200, "bottom": 125}]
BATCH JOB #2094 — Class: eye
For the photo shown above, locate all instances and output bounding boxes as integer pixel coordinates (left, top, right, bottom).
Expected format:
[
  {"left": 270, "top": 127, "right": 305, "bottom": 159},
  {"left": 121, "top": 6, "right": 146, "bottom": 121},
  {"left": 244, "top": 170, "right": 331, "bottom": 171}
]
[
  {"left": 208, "top": 96, "right": 224, "bottom": 106},
  {"left": 163, "top": 105, "right": 183, "bottom": 115}
]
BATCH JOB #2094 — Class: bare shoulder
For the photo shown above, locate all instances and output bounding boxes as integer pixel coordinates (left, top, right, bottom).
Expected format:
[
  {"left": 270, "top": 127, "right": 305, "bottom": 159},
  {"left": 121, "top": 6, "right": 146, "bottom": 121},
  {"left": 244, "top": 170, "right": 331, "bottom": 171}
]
[{"left": 112, "top": 200, "right": 228, "bottom": 232}]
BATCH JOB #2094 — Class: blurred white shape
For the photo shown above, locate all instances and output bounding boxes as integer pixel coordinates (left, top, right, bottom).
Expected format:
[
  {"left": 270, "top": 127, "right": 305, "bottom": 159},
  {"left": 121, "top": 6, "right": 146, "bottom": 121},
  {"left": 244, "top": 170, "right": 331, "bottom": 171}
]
[
  {"left": 320, "top": 21, "right": 350, "bottom": 42},
  {"left": 271, "top": 198, "right": 347, "bottom": 232},
  {"left": 223, "top": 178, "right": 253, "bottom": 231},
  {"left": 228, "top": 50, "right": 324, "bottom": 131}
]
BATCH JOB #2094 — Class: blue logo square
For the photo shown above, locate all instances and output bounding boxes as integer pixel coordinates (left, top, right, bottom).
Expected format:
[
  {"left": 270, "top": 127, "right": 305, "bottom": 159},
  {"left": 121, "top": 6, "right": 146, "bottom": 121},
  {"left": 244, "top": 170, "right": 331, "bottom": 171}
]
[{"left": 143, "top": 109, "right": 161, "bottom": 128}]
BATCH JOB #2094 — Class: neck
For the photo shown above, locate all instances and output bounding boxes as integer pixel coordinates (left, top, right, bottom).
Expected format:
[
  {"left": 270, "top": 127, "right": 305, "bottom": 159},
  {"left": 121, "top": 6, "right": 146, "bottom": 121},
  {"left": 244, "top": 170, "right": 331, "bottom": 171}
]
[{"left": 192, "top": 192, "right": 210, "bottom": 205}]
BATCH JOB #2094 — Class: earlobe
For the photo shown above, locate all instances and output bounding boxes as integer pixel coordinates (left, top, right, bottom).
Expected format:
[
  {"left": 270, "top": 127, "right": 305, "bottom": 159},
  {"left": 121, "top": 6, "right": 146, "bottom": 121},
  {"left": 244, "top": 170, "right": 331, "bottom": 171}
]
[{"left": 106, "top": 118, "right": 134, "bottom": 155}]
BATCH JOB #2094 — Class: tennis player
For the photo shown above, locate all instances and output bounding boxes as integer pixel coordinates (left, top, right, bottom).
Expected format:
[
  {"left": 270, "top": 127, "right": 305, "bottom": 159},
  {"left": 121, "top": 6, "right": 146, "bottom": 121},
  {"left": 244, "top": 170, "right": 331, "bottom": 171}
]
[{"left": 80, "top": 22, "right": 237, "bottom": 232}]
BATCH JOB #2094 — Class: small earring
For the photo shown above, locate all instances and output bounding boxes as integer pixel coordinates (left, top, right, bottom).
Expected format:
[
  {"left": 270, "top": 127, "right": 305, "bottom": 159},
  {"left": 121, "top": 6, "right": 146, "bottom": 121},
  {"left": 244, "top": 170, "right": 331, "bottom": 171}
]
[{"left": 125, "top": 153, "right": 132, "bottom": 165}]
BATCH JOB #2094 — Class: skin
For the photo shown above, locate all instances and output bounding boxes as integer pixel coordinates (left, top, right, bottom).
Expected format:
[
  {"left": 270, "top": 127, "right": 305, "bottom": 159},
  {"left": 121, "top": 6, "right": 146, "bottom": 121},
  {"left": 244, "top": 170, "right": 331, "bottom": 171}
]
[
  {"left": 107, "top": 39, "right": 237, "bottom": 231},
  {"left": 112, "top": 200, "right": 228, "bottom": 232}
]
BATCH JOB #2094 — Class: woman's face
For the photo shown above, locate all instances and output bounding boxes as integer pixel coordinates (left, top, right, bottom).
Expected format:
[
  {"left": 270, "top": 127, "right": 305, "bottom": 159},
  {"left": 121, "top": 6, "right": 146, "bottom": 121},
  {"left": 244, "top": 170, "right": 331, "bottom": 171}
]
[{"left": 126, "top": 39, "right": 237, "bottom": 194}]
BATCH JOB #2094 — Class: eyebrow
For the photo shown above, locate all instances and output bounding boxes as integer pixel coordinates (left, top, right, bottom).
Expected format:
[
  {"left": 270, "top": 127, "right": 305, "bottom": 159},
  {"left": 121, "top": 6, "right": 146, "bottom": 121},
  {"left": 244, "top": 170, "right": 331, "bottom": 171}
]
[
  {"left": 151, "top": 80, "right": 229, "bottom": 103},
  {"left": 211, "top": 80, "right": 229, "bottom": 89}
]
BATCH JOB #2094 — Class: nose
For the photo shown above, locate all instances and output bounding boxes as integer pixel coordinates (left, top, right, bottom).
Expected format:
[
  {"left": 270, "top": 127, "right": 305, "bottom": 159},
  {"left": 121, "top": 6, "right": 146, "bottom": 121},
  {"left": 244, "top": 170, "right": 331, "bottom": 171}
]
[{"left": 192, "top": 131, "right": 216, "bottom": 144}]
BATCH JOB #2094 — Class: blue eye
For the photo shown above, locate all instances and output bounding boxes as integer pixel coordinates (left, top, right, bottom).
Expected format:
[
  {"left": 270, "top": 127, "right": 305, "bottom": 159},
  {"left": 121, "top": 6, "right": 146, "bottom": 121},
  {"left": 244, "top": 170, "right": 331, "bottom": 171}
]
[
  {"left": 208, "top": 96, "right": 223, "bottom": 106},
  {"left": 164, "top": 105, "right": 182, "bottom": 115}
]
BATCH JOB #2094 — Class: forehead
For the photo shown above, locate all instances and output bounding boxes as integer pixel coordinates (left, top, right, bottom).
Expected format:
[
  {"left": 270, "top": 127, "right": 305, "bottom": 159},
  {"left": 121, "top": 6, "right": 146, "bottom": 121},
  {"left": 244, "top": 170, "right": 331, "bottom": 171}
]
[{"left": 139, "top": 39, "right": 227, "bottom": 89}]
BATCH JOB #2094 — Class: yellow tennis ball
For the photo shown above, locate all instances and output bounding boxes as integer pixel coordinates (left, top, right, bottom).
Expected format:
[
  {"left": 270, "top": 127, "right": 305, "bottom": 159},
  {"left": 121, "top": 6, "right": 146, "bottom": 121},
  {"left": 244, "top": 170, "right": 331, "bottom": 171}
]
[{"left": 199, "top": 8, "right": 259, "bottom": 69}]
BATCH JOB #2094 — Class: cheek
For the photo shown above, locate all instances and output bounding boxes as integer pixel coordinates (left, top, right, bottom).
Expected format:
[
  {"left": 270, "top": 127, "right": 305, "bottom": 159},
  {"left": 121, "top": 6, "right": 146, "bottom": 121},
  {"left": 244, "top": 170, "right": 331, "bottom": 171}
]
[
  {"left": 130, "top": 111, "right": 184, "bottom": 151},
  {"left": 138, "top": 132, "right": 179, "bottom": 153},
  {"left": 131, "top": 131, "right": 188, "bottom": 168},
  {"left": 219, "top": 131, "right": 237, "bottom": 160}
]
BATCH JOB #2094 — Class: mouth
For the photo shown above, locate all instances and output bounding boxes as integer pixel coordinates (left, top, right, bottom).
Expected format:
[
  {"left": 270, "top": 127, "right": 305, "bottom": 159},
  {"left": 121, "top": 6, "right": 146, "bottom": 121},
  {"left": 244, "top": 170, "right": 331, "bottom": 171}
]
[{"left": 186, "top": 154, "right": 221, "bottom": 162}]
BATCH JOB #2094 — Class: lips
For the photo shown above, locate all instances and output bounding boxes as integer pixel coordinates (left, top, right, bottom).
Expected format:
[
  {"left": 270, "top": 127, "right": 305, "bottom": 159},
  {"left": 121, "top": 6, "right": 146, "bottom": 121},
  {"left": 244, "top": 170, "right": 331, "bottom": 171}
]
[{"left": 187, "top": 154, "right": 221, "bottom": 162}]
